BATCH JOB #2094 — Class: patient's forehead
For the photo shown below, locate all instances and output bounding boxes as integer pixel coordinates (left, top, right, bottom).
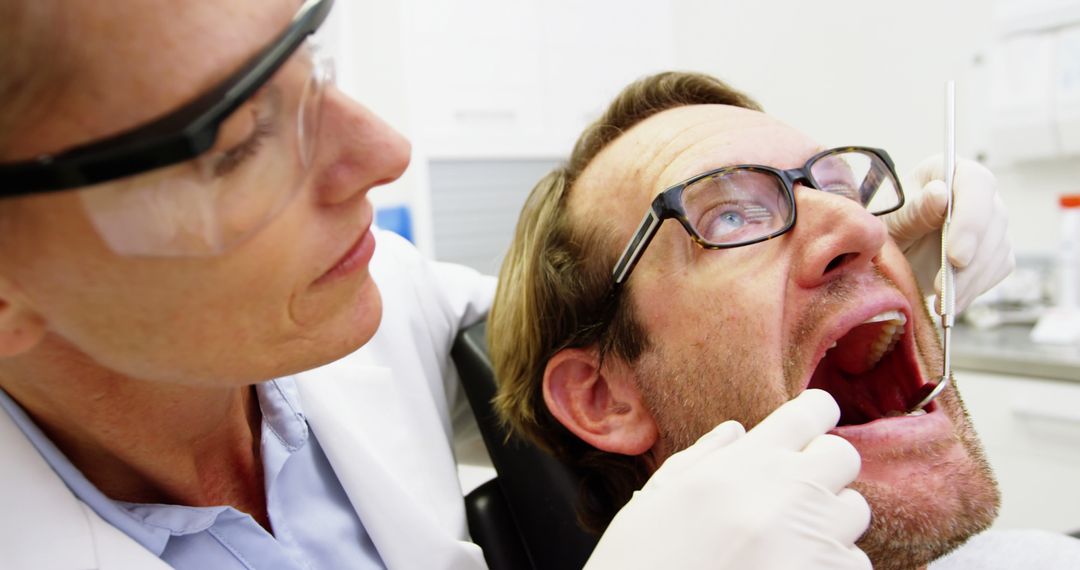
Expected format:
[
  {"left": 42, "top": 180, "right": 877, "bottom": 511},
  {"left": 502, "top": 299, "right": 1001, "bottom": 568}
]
[{"left": 568, "top": 104, "right": 820, "bottom": 231}]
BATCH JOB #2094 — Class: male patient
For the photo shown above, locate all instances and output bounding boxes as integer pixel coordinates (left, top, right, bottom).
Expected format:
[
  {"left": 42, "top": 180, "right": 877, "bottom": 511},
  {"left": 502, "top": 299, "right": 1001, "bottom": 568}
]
[{"left": 488, "top": 72, "right": 1076, "bottom": 569}]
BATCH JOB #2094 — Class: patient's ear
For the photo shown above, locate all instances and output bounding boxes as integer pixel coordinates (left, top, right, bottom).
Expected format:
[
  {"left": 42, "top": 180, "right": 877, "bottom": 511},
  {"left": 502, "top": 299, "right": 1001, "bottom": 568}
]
[
  {"left": 0, "top": 276, "right": 46, "bottom": 358},
  {"left": 543, "top": 347, "right": 657, "bottom": 455}
]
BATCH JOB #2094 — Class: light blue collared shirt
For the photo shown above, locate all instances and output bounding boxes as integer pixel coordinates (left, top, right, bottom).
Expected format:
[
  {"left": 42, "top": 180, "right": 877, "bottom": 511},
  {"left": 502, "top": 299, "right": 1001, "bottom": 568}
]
[{"left": 0, "top": 378, "right": 385, "bottom": 570}]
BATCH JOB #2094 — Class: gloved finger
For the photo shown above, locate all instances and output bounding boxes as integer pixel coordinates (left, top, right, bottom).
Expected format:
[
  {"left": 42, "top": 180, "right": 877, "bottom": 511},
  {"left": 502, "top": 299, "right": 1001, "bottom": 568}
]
[
  {"left": 883, "top": 180, "right": 948, "bottom": 250},
  {"left": 831, "top": 488, "right": 872, "bottom": 546},
  {"left": 904, "top": 227, "right": 942, "bottom": 296},
  {"left": 933, "top": 211, "right": 1007, "bottom": 314},
  {"left": 933, "top": 267, "right": 944, "bottom": 315},
  {"left": 663, "top": 420, "right": 746, "bottom": 472},
  {"left": 743, "top": 389, "right": 839, "bottom": 451},
  {"left": 945, "top": 178, "right": 999, "bottom": 269},
  {"left": 693, "top": 419, "right": 746, "bottom": 450},
  {"left": 943, "top": 196, "right": 1011, "bottom": 308},
  {"left": 799, "top": 434, "right": 861, "bottom": 493},
  {"left": 951, "top": 217, "right": 1014, "bottom": 312},
  {"left": 839, "top": 543, "right": 874, "bottom": 570}
]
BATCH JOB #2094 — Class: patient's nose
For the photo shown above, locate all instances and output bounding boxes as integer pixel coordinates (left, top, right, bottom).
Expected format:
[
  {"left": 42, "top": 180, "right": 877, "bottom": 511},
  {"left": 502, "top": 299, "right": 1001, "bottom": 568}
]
[{"left": 788, "top": 185, "right": 888, "bottom": 289}]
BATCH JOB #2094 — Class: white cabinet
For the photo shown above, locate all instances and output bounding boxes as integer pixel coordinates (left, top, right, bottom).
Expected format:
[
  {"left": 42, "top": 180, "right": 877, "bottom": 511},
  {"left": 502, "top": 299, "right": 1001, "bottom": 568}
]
[
  {"left": 400, "top": 0, "right": 676, "bottom": 160},
  {"left": 956, "top": 369, "right": 1080, "bottom": 534},
  {"left": 989, "top": 0, "right": 1080, "bottom": 162}
]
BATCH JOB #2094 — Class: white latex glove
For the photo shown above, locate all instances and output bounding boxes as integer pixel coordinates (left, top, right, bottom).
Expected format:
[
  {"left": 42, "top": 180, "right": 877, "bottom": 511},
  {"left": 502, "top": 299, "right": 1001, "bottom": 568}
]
[
  {"left": 884, "top": 155, "right": 1015, "bottom": 313},
  {"left": 585, "top": 389, "right": 871, "bottom": 570}
]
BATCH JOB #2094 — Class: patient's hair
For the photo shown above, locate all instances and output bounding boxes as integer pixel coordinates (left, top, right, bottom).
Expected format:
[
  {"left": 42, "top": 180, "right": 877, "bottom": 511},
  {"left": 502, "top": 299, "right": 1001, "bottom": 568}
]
[{"left": 489, "top": 71, "right": 761, "bottom": 533}]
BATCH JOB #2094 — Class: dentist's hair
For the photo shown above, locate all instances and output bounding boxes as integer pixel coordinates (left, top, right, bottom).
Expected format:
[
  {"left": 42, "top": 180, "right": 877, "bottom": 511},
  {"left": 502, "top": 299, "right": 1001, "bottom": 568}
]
[{"left": 489, "top": 71, "right": 761, "bottom": 533}]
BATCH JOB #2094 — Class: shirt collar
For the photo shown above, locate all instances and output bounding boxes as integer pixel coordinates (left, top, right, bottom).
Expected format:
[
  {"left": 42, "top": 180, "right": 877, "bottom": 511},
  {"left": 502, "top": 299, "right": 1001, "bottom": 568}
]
[{"left": 256, "top": 376, "right": 309, "bottom": 451}]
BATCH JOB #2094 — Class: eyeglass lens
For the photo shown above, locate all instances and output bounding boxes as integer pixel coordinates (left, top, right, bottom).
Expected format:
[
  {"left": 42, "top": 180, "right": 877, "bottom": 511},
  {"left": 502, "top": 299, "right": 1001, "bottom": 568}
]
[
  {"left": 681, "top": 150, "right": 899, "bottom": 247},
  {"left": 808, "top": 150, "right": 900, "bottom": 215},
  {"left": 682, "top": 168, "right": 794, "bottom": 246}
]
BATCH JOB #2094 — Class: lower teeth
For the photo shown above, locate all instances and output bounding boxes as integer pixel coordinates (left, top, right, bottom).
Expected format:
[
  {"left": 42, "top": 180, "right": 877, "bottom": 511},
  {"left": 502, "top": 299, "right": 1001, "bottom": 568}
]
[{"left": 905, "top": 409, "right": 927, "bottom": 417}]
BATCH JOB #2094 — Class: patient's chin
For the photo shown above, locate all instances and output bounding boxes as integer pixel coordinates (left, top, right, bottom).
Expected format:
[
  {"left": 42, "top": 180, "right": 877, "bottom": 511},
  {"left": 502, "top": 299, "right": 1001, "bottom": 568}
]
[{"left": 853, "top": 429, "right": 1000, "bottom": 569}]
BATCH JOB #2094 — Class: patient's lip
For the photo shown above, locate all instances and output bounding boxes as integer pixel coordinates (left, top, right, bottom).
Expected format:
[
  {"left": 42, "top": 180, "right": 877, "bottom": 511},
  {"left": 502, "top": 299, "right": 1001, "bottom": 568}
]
[{"left": 830, "top": 402, "right": 952, "bottom": 457}]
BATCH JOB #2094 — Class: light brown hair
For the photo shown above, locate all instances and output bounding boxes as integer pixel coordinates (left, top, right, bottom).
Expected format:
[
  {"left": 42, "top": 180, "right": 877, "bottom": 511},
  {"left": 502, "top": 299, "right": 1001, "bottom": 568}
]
[{"left": 489, "top": 71, "right": 761, "bottom": 532}]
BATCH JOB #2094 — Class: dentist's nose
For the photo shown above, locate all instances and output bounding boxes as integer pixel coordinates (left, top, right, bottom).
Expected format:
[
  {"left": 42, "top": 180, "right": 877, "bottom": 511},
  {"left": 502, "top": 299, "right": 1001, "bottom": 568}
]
[
  {"left": 789, "top": 187, "right": 888, "bottom": 289},
  {"left": 311, "top": 88, "right": 411, "bottom": 206}
]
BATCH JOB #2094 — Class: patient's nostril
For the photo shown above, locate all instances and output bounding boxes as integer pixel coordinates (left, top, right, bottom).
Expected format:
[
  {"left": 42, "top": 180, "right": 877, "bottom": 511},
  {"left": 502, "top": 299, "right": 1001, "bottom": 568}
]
[{"left": 825, "top": 252, "right": 855, "bottom": 274}]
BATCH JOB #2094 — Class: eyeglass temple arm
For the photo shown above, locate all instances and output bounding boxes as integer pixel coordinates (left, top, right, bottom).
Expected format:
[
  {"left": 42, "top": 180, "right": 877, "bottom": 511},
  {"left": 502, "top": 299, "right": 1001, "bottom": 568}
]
[
  {"left": 858, "top": 165, "right": 885, "bottom": 206},
  {"left": 612, "top": 208, "right": 662, "bottom": 285}
]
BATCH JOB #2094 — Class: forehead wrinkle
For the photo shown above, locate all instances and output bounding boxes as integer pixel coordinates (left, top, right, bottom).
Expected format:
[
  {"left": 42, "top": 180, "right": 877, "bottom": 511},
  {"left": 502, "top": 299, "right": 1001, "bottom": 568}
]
[
  {"left": 649, "top": 107, "right": 824, "bottom": 189},
  {"left": 570, "top": 106, "right": 730, "bottom": 225},
  {"left": 568, "top": 134, "right": 656, "bottom": 241},
  {"left": 574, "top": 118, "right": 712, "bottom": 279},
  {"left": 567, "top": 105, "right": 762, "bottom": 273}
]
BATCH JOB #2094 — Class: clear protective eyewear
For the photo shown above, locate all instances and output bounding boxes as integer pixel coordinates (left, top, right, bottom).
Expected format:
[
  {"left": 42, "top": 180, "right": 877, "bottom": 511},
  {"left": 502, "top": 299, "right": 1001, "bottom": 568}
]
[
  {"left": 612, "top": 147, "right": 905, "bottom": 285},
  {"left": 0, "top": 0, "right": 336, "bottom": 256}
]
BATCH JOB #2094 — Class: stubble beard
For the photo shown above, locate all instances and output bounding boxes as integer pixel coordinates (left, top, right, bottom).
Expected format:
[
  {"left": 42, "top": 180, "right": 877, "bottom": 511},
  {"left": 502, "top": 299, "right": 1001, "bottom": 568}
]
[
  {"left": 632, "top": 275, "right": 999, "bottom": 569},
  {"left": 849, "top": 297, "right": 999, "bottom": 569}
]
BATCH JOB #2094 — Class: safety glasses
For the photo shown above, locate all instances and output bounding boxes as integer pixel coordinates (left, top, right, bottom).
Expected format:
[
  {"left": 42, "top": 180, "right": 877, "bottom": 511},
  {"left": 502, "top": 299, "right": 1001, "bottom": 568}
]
[{"left": 0, "top": 0, "right": 335, "bottom": 256}]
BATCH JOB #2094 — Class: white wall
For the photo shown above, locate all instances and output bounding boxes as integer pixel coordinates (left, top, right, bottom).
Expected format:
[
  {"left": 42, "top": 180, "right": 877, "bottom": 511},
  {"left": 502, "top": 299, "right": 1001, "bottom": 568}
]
[
  {"left": 670, "top": 0, "right": 993, "bottom": 174},
  {"left": 331, "top": 0, "right": 1076, "bottom": 258},
  {"left": 329, "top": 0, "right": 679, "bottom": 260},
  {"left": 324, "top": 0, "right": 437, "bottom": 255},
  {"left": 670, "top": 0, "right": 1080, "bottom": 256}
]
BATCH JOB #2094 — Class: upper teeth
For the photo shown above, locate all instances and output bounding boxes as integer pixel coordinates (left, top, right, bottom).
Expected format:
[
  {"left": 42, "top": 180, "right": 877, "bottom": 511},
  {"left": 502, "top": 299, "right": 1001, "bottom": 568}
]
[
  {"left": 863, "top": 310, "right": 907, "bottom": 325},
  {"left": 824, "top": 311, "right": 908, "bottom": 366},
  {"left": 863, "top": 310, "right": 907, "bottom": 368}
]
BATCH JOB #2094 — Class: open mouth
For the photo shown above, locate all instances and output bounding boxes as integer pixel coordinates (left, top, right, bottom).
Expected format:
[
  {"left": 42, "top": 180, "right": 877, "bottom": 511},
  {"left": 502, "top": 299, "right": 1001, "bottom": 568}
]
[{"left": 807, "top": 309, "right": 932, "bottom": 427}]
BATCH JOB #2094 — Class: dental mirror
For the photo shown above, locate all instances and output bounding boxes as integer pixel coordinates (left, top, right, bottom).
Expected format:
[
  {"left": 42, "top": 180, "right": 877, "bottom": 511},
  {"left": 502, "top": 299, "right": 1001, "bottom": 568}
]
[{"left": 907, "top": 80, "right": 957, "bottom": 413}]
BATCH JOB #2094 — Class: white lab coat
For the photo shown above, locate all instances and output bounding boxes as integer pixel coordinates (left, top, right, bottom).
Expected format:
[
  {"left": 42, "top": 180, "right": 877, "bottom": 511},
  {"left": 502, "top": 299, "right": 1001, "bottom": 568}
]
[{"left": 0, "top": 229, "right": 497, "bottom": 570}]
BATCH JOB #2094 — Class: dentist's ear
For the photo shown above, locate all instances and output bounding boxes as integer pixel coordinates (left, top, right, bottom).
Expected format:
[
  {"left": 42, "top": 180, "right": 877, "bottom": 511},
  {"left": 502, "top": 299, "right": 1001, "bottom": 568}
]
[
  {"left": 543, "top": 347, "right": 658, "bottom": 455},
  {"left": 0, "top": 275, "right": 45, "bottom": 357}
]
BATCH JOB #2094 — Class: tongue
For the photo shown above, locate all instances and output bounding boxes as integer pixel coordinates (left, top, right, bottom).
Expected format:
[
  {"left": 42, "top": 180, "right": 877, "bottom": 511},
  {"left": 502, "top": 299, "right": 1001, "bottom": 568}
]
[
  {"left": 830, "top": 321, "right": 888, "bottom": 375},
  {"left": 809, "top": 359, "right": 885, "bottom": 425},
  {"left": 809, "top": 318, "right": 921, "bottom": 426}
]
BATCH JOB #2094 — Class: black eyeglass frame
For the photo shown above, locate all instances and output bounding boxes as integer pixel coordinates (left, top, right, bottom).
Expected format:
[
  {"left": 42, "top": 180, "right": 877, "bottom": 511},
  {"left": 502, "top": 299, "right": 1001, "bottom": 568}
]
[
  {"left": 611, "top": 146, "right": 904, "bottom": 285},
  {"left": 0, "top": 0, "right": 334, "bottom": 196}
]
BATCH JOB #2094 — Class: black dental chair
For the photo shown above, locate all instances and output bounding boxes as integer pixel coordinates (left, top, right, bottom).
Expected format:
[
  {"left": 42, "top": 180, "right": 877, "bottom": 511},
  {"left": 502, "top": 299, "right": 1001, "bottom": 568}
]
[{"left": 452, "top": 319, "right": 599, "bottom": 570}]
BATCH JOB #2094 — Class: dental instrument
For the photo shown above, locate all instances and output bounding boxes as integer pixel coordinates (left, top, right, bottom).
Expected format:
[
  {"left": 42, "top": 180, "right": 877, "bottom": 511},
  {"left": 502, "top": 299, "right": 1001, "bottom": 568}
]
[{"left": 908, "top": 80, "right": 957, "bottom": 413}]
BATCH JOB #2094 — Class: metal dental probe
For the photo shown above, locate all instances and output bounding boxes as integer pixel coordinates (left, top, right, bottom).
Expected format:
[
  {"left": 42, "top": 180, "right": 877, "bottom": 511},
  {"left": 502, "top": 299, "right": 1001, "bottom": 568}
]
[{"left": 908, "top": 80, "right": 957, "bottom": 413}]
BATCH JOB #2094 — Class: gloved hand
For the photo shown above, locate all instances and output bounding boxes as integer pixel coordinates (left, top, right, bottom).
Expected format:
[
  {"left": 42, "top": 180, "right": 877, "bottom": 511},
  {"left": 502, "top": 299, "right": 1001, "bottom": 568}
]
[
  {"left": 585, "top": 389, "right": 871, "bottom": 570},
  {"left": 885, "top": 155, "right": 1015, "bottom": 313}
]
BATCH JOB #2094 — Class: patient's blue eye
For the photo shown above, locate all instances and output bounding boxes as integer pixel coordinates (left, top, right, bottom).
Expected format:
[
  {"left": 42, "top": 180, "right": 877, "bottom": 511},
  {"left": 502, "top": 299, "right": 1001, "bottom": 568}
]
[
  {"left": 700, "top": 202, "right": 775, "bottom": 242},
  {"left": 719, "top": 210, "right": 747, "bottom": 228}
]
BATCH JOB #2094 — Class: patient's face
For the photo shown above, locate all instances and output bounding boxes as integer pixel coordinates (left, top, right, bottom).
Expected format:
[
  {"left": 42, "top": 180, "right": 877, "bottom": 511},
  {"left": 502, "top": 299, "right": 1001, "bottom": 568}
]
[{"left": 569, "top": 104, "right": 998, "bottom": 567}]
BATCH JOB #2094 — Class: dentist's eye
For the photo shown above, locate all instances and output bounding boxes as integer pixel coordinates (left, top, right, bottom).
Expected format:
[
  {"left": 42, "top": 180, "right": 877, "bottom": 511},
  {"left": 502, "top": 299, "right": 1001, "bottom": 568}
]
[
  {"left": 212, "top": 116, "right": 276, "bottom": 177},
  {"left": 204, "top": 86, "right": 283, "bottom": 178}
]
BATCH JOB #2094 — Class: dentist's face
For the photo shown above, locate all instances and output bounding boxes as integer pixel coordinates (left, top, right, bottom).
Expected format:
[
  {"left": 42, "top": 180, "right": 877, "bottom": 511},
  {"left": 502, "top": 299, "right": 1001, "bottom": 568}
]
[
  {"left": 570, "top": 104, "right": 998, "bottom": 568},
  {"left": 0, "top": 0, "right": 410, "bottom": 384}
]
